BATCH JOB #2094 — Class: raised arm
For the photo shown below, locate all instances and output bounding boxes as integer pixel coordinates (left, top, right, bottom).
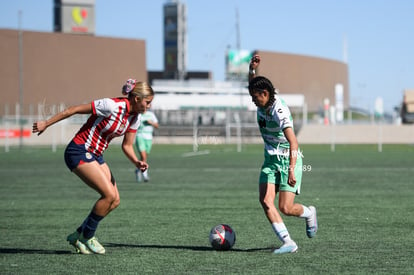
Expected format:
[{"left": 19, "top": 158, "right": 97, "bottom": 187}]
[
  {"left": 32, "top": 103, "right": 92, "bottom": 135},
  {"left": 249, "top": 54, "right": 261, "bottom": 82}
]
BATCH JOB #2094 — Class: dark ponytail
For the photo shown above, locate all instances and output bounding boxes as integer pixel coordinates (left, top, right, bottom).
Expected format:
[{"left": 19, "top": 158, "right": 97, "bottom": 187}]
[{"left": 248, "top": 76, "right": 276, "bottom": 108}]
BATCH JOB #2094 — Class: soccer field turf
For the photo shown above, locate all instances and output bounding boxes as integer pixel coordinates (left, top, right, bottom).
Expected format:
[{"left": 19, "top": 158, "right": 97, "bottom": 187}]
[{"left": 1, "top": 144, "right": 413, "bottom": 274}]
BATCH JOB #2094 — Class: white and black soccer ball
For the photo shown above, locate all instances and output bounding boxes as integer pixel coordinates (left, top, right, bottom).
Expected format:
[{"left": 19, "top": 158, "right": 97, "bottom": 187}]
[{"left": 209, "top": 224, "right": 236, "bottom": 251}]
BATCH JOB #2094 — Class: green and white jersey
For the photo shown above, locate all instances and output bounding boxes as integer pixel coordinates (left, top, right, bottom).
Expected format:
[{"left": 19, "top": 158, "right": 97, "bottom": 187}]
[
  {"left": 137, "top": 111, "right": 158, "bottom": 140},
  {"left": 256, "top": 96, "right": 294, "bottom": 156}
]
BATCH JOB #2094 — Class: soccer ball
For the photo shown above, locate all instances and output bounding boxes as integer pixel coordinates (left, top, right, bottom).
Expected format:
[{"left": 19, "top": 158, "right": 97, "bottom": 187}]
[{"left": 209, "top": 224, "right": 236, "bottom": 251}]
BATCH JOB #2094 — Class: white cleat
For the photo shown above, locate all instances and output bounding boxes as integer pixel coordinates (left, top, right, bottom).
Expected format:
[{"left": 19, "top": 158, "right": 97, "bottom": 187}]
[{"left": 306, "top": 206, "right": 318, "bottom": 238}]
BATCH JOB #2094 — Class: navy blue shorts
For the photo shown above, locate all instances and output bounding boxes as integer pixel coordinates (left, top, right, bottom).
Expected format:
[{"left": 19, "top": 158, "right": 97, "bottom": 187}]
[
  {"left": 64, "top": 141, "right": 116, "bottom": 185},
  {"left": 64, "top": 141, "right": 105, "bottom": 171}
]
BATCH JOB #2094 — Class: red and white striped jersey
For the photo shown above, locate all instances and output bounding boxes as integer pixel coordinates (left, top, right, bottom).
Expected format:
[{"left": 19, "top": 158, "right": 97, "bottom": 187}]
[{"left": 73, "top": 97, "right": 141, "bottom": 156}]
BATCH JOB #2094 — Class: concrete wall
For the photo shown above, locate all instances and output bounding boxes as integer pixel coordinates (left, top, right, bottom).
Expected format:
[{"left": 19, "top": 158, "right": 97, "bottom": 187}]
[
  {"left": 256, "top": 50, "right": 349, "bottom": 112},
  {"left": 0, "top": 29, "right": 147, "bottom": 114},
  {"left": 297, "top": 124, "right": 414, "bottom": 144},
  {"left": 0, "top": 29, "right": 348, "bottom": 116}
]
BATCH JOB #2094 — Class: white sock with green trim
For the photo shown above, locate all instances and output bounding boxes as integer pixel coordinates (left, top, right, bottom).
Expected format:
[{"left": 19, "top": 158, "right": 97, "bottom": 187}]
[
  {"left": 272, "top": 222, "right": 292, "bottom": 243},
  {"left": 300, "top": 205, "right": 312, "bottom": 219}
]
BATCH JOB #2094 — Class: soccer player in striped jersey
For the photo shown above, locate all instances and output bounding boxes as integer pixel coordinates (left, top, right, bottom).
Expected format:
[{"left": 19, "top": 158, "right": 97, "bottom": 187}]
[
  {"left": 248, "top": 55, "right": 318, "bottom": 254},
  {"left": 32, "top": 79, "right": 154, "bottom": 254}
]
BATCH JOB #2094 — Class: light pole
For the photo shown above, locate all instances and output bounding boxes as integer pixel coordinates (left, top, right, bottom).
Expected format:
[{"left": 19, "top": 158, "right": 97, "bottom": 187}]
[{"left": 18, "top": 10, "right": 24, "bottom": 149}]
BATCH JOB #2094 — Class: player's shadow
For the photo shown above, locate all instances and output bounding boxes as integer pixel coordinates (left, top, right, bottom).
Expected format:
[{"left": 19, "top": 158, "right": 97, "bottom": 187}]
[
  {"left": 106, "top": 243, "right": 272, "bottom": 252},
  {"left": 0, "top": 247, "right": 72, "bottom": 255},
  {"left": 0, "top": 245, "right": 273, "bottom": 255}
]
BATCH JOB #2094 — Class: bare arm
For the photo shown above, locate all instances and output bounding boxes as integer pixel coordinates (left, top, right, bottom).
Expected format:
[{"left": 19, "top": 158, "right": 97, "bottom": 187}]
[
  {"left": 146, "top": 120, "right": 159, "bottom": 129},
  {"left": 283, "top": 127, "right": 299, "bottom": 187},
  {"left": 248, "top": 54, "right": 260, "bottom": 82},
  {"left": 32, "top": 103, "right": 92, "bottom": 135},
  {"left": 122, "top": 131, "right": 149, "bottom": 171}
]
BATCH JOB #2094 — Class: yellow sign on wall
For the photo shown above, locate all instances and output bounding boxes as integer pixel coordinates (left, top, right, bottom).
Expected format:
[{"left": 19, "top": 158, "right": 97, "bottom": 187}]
[{"left": 72, "top": 7, "right": 88, "bottom": 25}]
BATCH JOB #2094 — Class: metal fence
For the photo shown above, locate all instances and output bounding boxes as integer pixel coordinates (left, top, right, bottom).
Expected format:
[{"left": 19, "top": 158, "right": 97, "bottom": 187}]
[{"left": 1, "top": 102, "right": 408, "bottom": 153}]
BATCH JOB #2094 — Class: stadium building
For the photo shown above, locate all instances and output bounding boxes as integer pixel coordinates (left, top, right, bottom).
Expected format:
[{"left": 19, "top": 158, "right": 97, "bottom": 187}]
[{"left": 0, "top": 0, "right": 353, "bottom": 146}]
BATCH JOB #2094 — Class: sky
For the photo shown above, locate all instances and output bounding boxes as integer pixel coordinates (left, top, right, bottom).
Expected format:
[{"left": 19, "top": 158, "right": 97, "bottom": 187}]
[{"left": 1, "top": 0, "right": 413, "bottom": 113}]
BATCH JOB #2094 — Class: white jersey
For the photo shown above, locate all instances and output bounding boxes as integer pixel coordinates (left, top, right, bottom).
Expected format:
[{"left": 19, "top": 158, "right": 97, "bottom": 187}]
[
  {"left": 256, "top": 95, "right": 294, "bottom": 156},
  {"left": 137, "top": 111, "right": 158, "bottom": 140}
]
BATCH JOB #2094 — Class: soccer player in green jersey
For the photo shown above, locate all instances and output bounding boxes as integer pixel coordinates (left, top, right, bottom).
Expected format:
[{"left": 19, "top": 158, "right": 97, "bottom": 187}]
[
  {"left": 248, "top": 54, "right": 318, "bottom": 254},
  {"left": 135, "top": 110, "right": 159, "bottom": 182}
]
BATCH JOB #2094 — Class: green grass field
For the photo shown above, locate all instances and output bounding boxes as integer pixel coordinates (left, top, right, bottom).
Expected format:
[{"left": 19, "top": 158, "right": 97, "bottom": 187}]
[{"left": 1, "top": 143, "right": 413, "bottom": 274}]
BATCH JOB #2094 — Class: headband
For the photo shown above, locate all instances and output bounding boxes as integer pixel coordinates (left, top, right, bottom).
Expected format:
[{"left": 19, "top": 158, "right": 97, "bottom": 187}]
[{"left": 122, "top": 78, "right": 137, "bottom": 95}]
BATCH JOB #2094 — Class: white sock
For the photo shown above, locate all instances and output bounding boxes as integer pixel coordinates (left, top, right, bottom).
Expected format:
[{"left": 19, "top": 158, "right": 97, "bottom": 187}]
[
  {"left": 300, "top": 205, "right": 312, "bottom": 219},
  {"left": 143, "top": 170, "right": 148, "bottom": 177},
  {"left": 271, "top": 222, "right": 292, "bottom": 243}
]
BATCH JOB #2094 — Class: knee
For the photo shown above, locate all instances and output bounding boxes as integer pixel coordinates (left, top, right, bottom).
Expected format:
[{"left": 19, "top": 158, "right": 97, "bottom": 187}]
[
  {"left": 279, "top": 205, "right": 294, "bottom": 216},
  {"left": 103, "top": 191, "right": 117, "bottom": 204},
  {"left": 106, "top": 192, "right": 120, "bottom": 210},
  {"left": 111, "top": 197, "right": 120, "bottom": 209}
]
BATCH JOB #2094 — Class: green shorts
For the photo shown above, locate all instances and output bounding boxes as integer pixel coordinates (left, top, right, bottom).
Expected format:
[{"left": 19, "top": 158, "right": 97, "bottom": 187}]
[
  {"left": 136, "top": 138, "right": 153, "bottom": 154},
  {"left": 259, "top": 153, "right": 303, "bottom": 195}
]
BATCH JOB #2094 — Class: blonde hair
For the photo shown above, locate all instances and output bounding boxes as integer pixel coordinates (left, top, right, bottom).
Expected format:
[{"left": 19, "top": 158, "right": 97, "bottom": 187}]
[
  {"left": 122, "top": 79, "right": 154, "bottom": 100},
  {"left": 129, "top": 81, "right": 154, "bottom": 100}
]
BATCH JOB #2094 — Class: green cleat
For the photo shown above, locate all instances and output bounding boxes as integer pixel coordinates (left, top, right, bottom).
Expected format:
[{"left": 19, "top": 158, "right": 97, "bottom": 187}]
[
  {"left": 67, "top": 231, "right": 91, "bottom": 254},
  {"left": 79, "top": 235, "right": 105, "bottom": 254}
]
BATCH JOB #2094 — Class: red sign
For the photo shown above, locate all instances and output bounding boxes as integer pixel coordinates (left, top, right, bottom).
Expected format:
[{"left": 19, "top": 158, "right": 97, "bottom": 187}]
[{"left": 0, "top": 129, "right": 31, "bottom": 138}]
